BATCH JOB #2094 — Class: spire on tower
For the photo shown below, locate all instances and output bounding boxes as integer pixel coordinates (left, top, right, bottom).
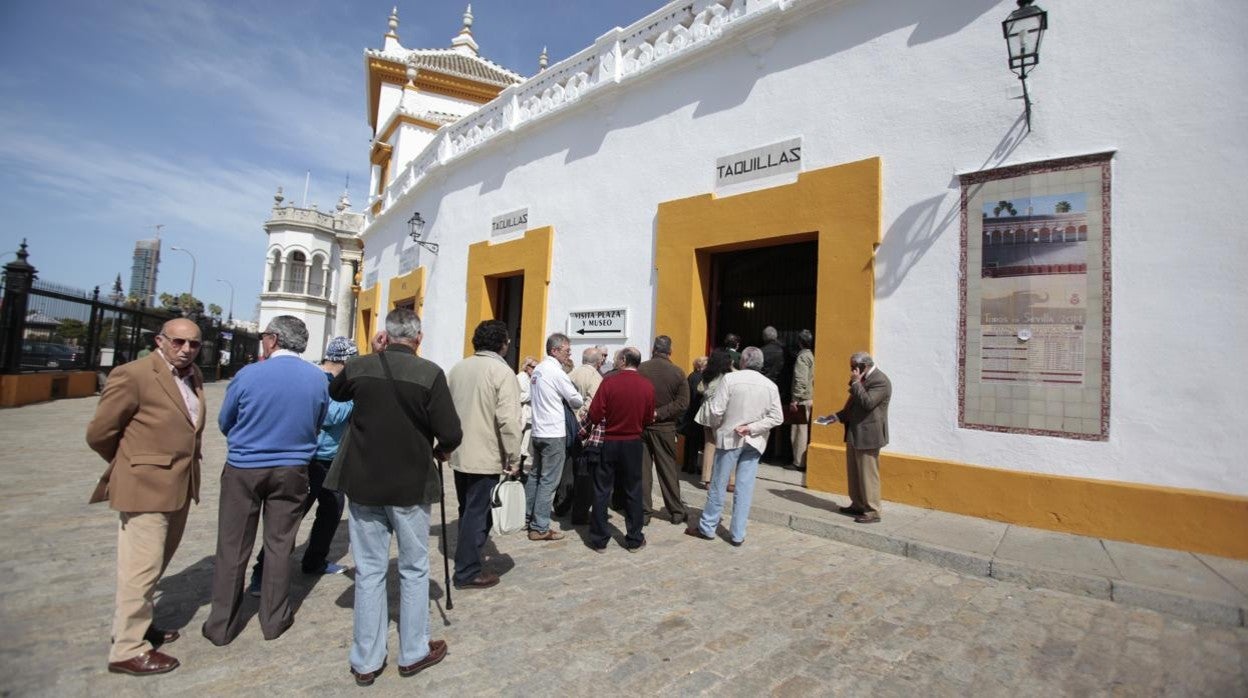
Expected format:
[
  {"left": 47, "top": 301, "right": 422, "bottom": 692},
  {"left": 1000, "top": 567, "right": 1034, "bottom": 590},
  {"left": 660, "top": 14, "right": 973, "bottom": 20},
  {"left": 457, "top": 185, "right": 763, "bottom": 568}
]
[
  {"left": 450, "top": 4, "right": 479, "bottom": 56},
  {"left": 383, "top": 6, "right": 403, "bottom": 51},
  {"left": 386, "top": 6, "right": 399, "bottom": 38},
  {"left": 539, "top": 46, "right": 549, "bottom": 72}
]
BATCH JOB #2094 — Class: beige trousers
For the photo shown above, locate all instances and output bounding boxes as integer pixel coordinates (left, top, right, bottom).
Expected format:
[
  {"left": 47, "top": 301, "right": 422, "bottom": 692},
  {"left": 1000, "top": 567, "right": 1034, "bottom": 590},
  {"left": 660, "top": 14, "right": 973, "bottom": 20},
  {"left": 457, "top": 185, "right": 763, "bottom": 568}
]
[
  {"left": 789, "top": 401, "right": 812, "bottom": 468},
  {"left": 845, "top": 447, "right": 882, "bottom": 515},
  {"left": 699, "top": 427, "right": 734, "bottom": 486},
  {"left": 111, "top": 505, "right": 189, "bottom": 662}
]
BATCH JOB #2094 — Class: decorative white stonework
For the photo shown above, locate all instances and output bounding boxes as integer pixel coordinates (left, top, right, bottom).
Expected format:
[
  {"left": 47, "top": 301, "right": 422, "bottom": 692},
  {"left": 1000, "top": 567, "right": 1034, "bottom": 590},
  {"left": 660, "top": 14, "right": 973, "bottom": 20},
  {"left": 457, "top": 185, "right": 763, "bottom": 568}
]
[{"left": 365, "top": 0, "right": 799, "bottom": 221}]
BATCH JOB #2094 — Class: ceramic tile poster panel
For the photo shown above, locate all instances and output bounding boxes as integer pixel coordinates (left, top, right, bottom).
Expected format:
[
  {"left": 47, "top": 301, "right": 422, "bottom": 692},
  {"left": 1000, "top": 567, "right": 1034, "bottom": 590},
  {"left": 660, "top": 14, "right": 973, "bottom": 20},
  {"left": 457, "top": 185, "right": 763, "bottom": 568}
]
[{"left": 958, "top": 153, "right": 1112, "bottom": 440}]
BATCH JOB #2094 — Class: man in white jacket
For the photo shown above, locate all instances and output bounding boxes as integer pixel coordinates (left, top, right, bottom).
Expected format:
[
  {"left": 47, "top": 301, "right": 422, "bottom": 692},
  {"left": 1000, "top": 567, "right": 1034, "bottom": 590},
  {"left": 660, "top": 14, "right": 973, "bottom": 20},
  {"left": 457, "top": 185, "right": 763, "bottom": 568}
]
[
  {"left": 686, "top": 346, "right": 783, "bottom": 546},
  {"left": 524, "top": 332, "right": 583, "bottom": 540}
]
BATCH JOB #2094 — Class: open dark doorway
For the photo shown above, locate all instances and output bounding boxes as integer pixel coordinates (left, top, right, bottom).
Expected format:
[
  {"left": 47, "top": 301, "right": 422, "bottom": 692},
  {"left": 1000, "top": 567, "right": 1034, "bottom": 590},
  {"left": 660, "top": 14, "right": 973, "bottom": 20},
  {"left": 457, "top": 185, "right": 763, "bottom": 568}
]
[
  {"left": 709, "top": 239, "right": 818, "bottom": 463},
  {"left": 710, "top": 239, "right": 817, "bottom": 356},
  {"left": 491, "top": 274, "right": 524, "bottom": 371}
]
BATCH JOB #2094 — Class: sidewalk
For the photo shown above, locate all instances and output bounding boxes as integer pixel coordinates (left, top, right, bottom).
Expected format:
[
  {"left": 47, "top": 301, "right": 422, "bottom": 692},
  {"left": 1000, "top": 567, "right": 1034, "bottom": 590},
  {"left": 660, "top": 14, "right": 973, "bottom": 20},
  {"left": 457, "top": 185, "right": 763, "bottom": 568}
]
[{"left": 675, "top": 464, "right": 1248, "bottom": 628}]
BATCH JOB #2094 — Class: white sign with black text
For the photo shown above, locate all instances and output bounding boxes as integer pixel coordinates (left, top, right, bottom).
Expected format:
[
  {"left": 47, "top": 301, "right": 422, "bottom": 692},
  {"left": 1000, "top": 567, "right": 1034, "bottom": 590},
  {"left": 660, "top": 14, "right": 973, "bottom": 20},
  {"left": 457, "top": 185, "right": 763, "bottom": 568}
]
[
  {"left": 491, "top": 208, "right": 529, "bottom": 237},
  {"left": 715, "top": 137, "right": 802, "bottom": 190},
  {"left": 566, "top": 308, "right": 628, "bottom": 340}
]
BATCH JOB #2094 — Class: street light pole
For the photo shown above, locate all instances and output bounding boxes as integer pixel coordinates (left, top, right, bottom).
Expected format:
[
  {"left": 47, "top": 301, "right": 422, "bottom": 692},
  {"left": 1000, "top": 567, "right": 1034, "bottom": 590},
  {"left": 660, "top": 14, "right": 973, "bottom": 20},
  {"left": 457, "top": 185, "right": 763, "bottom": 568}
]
[
  {"left": 216, "top": 278, "right": 235, "bottom": 322},
  {"left": 169, "top": 246, "right": 197, "bottom": 298}
]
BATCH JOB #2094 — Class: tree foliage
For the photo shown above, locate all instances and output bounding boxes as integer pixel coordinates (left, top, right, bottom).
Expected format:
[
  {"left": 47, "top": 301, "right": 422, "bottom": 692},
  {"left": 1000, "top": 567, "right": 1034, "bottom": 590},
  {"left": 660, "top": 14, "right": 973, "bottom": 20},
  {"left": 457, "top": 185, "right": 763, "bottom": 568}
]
[{"left": 159, "top": 292, "right": 205, "bottom": 316}]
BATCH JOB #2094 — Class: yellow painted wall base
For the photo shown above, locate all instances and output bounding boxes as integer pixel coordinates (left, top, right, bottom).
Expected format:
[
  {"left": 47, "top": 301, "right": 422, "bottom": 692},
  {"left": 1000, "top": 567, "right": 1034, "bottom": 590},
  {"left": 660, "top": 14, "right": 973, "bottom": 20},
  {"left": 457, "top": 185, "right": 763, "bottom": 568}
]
[
  {"left": 805, "top": 443, "right": 1248, "bottom": 560},
  {"left": 0, "top": 371, "right": 97, "bottom": 407}
]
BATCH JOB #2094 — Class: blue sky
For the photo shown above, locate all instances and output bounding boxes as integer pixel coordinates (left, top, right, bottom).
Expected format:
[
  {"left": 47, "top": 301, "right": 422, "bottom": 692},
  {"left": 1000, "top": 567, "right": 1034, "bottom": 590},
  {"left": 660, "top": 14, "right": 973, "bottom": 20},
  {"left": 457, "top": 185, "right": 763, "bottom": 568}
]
[{"left": 0, "top": 0, "right": 664, "bottom": 318}]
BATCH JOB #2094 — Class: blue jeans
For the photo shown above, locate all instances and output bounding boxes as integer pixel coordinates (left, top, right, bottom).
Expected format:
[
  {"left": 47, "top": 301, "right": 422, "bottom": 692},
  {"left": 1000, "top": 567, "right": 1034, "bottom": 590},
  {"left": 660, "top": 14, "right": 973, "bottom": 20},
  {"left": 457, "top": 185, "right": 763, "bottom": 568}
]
[
  {"left": 347, "top": 502, "right": 433, "bottom": 674},
  {"left": 697, "top": 445, "right": 761, "bottom": 544},
  {"left": 524, "top": 437, "right": 567, "bottom": 533}
]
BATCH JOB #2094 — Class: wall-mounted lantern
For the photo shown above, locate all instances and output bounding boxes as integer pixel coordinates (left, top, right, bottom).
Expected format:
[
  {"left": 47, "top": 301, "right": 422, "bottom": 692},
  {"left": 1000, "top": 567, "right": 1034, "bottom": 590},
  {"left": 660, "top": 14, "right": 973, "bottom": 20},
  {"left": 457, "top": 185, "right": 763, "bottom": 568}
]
[
  {"left": 1002, "top": 0, "right": 1047, "bottom": 131},
  {"left": 408, "top": 211, "right": 439, "bottom": 254}
]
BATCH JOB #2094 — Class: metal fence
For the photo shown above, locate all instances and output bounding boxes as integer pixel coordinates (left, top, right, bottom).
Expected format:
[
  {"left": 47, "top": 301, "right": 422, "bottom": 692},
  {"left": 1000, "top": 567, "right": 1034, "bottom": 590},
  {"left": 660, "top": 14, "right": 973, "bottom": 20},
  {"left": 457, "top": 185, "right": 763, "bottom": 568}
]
[{"left": 1, "top": 244, "right": 258, "bottom": 382}]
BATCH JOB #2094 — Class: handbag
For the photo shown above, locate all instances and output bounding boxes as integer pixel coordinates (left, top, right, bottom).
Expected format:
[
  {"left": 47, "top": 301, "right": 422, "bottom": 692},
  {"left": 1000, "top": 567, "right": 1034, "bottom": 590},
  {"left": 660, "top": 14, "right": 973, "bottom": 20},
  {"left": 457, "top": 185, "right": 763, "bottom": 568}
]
[{"left": 490, "top": 469, "right": 528, "bottom": 536}]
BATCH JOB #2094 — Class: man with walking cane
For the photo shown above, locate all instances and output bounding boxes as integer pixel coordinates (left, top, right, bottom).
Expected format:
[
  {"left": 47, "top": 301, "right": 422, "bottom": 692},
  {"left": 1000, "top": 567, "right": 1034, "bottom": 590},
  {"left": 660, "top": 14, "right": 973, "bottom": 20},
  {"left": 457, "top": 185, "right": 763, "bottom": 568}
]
[{"left": 328, "top": 308, "right": 462, "bottom": 687}]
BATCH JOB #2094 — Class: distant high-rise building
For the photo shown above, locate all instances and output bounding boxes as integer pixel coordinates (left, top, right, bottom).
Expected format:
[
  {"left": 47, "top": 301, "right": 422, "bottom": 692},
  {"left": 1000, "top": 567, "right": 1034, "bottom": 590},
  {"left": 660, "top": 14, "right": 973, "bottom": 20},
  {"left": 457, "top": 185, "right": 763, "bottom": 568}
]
[{"left": 128, "top": 239, "right": 160, "bottom": 307}]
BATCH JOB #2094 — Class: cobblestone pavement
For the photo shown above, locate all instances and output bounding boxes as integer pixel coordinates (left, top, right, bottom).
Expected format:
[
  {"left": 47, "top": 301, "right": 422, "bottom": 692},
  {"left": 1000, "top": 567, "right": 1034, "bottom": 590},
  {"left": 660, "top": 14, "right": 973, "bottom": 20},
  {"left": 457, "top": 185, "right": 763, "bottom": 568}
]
[{"left": 1, "top": 383, "right": 1245, "bottom": 696}]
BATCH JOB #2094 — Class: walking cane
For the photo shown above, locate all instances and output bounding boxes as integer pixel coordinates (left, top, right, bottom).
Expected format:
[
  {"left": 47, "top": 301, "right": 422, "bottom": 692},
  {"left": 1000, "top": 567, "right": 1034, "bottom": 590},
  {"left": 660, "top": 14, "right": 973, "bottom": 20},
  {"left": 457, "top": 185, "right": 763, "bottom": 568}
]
[{"left": 436, "top": 454, "right": 453, "bottom": 611}]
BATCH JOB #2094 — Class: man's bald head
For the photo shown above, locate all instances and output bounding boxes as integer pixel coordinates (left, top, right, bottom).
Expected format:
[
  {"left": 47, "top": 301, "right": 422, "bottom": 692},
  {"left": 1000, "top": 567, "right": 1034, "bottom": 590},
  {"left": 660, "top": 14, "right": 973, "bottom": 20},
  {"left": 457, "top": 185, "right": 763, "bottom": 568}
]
[{"left": 156, "top": 318, "right": 202, "bottom": 369}]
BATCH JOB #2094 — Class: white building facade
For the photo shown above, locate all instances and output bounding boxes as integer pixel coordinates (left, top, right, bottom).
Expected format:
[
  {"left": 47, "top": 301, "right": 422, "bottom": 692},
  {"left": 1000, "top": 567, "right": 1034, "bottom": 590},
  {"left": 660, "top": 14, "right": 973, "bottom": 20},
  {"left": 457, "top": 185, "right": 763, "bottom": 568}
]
[
  {"left": 349, "top": 0, "right": 1248, "bottom": 558},
  {"left": 258, "top": 188, "right": 364, "bottom": 360}
]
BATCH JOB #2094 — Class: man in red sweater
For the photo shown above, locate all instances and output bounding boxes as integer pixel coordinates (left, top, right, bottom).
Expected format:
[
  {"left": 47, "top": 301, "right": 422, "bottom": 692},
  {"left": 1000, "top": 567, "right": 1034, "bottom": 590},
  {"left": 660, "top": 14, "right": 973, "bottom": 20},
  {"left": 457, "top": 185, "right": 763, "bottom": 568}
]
[{"left": 586, "top": 347, "right": 655, "bottom": 552}]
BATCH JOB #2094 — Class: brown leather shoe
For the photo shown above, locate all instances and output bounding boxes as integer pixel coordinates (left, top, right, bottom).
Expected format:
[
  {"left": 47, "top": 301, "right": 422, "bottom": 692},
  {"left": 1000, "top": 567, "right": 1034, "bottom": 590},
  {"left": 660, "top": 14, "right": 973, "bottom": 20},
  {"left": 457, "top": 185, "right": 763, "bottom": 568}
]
[
  {"left": 351, "top": 661, "right": 385, "bottom": 687},
  {"left": 454, "top": 572, "right": 500, "bottom": 589},
  {"left": 854, "top": 513, "right": 881, "bottom": 524},
  {"left": 108, "top": 649, "right": 180, "bottom": 676},
  {"left": 838, "top": 505, "right": 865, "bottom": 516},
  {"left": 399, "top": 640, "right": 447, "bottom": 677},
  {"left": 527, "top": 529, "right": 565, "bottom": 541},
  {"left": 684, "top": 527, "right": 713, "bottom": 541}
]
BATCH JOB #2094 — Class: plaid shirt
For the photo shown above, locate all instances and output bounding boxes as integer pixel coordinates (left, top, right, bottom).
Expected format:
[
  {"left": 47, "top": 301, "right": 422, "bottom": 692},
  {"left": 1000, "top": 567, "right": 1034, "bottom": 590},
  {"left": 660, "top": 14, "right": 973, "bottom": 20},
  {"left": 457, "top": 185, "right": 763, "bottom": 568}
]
[{"left": 577, "top": 413, "right": 606, "bottom": 449}]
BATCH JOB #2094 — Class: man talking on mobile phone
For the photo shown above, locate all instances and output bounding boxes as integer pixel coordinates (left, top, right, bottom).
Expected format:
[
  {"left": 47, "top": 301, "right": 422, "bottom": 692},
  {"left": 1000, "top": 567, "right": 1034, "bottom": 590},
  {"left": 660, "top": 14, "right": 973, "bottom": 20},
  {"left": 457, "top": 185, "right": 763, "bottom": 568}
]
[{"left": 815, "top": 351, "right": 891, "bottom": 523}]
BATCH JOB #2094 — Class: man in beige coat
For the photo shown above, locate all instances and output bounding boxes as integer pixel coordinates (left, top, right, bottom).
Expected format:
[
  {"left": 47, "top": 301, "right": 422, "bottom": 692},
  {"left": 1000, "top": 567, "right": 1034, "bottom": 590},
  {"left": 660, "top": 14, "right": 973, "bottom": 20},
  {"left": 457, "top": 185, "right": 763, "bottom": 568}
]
[
  {"left": 86, "top": 318, "right": 206, "bottom": 676},
  {"left": 447, "top": 320, "right": 524, "bottom": 589}
]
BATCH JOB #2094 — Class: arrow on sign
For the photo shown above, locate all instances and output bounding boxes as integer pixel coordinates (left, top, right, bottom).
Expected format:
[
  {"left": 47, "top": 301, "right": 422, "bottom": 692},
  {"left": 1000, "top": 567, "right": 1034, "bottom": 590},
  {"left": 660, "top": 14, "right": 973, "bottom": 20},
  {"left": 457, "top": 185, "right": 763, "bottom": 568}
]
[{"left": 576, "top": 328, "right": 615, "bottom": 335}]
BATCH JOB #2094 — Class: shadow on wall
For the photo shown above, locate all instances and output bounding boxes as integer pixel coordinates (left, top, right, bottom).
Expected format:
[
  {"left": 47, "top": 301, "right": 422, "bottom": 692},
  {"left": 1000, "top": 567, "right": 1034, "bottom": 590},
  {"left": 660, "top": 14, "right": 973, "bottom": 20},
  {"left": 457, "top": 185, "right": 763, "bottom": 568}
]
[
  {"left": 875, "top": 112, "right": 1029, "bottom": 298},
  {"left": 472, "top": 0, "right": 1009, "bottom": 176}
]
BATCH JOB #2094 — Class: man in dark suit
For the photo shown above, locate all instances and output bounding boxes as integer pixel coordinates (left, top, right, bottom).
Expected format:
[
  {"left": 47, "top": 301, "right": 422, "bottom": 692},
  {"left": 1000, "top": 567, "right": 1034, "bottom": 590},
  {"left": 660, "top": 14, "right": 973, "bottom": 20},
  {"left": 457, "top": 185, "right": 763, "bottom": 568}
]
[
  {"left": 86, "top": 318, "right": 206, "bottom": 676},
  {"left": 820, "top": 351, "right": 891, "bottom": 523}
]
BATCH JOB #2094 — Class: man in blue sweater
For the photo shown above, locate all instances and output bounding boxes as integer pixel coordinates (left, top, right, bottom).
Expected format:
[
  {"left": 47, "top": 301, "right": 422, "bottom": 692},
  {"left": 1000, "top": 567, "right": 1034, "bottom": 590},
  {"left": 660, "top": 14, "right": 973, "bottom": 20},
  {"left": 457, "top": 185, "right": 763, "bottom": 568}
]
[
  {"left": 245, "top": 336, "right": 356, "bottom": 596},
  {"left": 201, "top": 315, "right": 328, "bottom": 646}
]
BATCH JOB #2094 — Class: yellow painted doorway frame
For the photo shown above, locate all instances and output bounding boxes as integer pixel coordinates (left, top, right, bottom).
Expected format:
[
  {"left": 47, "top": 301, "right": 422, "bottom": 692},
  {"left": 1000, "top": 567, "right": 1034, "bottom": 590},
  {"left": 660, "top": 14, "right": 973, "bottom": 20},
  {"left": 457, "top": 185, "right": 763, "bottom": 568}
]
[
  {"left": 463, "top": 227, "right": 554, "bottom": 362},
  {"left": 656, "top": 157, "right": 882, "bottom": 494}
]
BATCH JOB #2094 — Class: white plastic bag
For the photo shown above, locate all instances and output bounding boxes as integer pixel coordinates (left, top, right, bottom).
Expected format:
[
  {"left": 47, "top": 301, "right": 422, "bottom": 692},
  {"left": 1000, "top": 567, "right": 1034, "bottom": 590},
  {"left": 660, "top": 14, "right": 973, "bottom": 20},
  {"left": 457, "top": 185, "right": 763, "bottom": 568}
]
[{"left": 490, "top": 476, "right": 527, "bottom": 535}]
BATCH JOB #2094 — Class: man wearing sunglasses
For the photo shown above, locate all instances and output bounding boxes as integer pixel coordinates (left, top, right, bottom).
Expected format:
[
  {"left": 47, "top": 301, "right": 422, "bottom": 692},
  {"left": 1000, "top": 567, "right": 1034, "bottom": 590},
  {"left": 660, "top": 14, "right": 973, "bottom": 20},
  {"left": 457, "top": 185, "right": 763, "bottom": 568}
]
[{"left": 87, "top": 318, "right": 206, "bottom": 676}]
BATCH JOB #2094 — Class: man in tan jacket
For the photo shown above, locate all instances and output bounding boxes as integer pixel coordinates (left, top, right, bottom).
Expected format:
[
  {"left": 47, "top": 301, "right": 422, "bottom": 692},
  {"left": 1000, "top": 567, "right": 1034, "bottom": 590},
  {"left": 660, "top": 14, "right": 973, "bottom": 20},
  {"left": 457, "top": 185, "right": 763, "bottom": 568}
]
[
  {"left": 447, "top": 320, "right": 524, "bottom": 589},
  {"left": 86, "top": 318, "right": 206, "bottom": 676}
]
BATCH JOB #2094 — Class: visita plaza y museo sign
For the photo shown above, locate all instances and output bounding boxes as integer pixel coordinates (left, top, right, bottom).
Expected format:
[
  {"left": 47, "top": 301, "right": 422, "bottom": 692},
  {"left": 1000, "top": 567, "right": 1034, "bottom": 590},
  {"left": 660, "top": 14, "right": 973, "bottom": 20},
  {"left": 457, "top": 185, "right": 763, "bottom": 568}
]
[{"left": 566, "top": 308, "right": 628, "bottom": 339}]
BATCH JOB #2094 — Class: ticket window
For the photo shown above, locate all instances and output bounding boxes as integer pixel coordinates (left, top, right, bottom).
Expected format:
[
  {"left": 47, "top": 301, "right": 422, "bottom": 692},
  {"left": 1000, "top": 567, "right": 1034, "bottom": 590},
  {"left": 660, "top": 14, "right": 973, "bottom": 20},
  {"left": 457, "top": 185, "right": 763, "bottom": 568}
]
[{"left": 490, "top": 274, "right": 524, "bottom": 371}]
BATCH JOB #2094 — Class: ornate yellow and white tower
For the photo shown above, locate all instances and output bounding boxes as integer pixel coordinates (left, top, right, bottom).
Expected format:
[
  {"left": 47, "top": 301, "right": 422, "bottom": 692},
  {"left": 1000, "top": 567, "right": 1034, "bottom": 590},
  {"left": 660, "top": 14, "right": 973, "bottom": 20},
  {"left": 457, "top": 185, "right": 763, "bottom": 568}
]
[{"left": 364, "top": 5, "right": 524, "bottom": 215}]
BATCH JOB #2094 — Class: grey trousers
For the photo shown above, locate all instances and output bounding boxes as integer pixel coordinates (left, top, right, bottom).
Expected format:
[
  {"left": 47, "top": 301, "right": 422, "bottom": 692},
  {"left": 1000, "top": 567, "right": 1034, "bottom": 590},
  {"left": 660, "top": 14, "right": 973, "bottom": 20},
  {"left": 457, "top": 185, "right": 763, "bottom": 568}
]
[{"left": 202, "top": 463, "right": 308, "bottom": 645}]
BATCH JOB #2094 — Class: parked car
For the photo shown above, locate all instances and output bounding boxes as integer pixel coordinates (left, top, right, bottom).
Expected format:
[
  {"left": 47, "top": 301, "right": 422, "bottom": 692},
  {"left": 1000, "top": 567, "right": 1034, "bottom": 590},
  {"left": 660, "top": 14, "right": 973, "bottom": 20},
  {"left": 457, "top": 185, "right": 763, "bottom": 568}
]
[{"left": 20, "top": 341, "right": 85, "bottom": 370}]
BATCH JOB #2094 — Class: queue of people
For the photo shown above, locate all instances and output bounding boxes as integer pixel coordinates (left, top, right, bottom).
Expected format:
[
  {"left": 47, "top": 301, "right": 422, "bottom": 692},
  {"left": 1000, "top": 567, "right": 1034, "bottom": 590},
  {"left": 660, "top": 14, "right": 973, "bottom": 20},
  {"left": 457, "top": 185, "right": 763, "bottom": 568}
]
[{"left": 85, "top": 312, "right": 889, "bottom": 685}]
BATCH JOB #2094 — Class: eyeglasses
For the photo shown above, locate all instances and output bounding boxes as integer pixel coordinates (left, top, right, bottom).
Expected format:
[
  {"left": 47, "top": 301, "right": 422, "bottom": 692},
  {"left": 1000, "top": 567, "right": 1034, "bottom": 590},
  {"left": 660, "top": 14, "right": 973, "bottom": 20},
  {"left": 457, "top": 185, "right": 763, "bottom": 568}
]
[
  {"left": 261, "top": 332, "right": 278, "bottom": 340},
  {"left": 161, "top": 334, "right": 202, "bottom": 350}
]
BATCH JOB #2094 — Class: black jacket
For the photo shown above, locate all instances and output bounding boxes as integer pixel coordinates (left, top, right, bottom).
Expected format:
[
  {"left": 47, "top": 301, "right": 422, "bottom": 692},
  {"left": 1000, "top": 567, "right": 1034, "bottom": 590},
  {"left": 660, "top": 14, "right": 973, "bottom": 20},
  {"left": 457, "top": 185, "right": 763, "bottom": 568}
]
[{"left": 329, "top": 345, "right": 463, "bottom": 506}]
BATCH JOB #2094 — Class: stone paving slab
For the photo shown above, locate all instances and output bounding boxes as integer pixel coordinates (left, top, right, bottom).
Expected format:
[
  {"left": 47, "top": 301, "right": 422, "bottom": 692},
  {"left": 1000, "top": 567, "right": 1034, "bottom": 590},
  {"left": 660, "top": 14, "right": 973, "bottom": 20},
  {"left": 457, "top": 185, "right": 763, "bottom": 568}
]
[
  {"left": 1103, "top": 539, "right": 1248, "bottom": 605},
  {"left": 678, "top": 462, "right": 1248, "bottom": 628},
  {"left": 0, "top": 383, "right": 1245, "bottom": 696},
  {"left": 1199, "top": 552, "right": 1248, "bottom": 597},
  {"left": 891, "top": 508, "right": 1008, "bottom": 557},
  {"left": 993, "top": 524, "right": 1120, "bottom": 578}
]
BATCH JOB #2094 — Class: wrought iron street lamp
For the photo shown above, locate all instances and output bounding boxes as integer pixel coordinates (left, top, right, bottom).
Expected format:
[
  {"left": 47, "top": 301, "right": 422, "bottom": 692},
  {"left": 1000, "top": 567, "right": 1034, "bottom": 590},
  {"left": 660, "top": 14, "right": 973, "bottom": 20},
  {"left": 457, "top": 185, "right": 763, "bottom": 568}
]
[
  {"left": 1002, "top": 0, "right": 1048, "bottom": 132},
  {"left": 408, "top": 211, "right": 439, "bottom": 254}
]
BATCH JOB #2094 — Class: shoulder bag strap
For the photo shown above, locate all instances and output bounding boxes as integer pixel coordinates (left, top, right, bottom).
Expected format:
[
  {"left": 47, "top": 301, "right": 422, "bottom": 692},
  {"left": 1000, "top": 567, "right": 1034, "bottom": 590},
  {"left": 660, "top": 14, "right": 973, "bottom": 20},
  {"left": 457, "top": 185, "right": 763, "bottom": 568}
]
[{"left": 377, "top": 350, "right": 423, "bottom": 427}]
